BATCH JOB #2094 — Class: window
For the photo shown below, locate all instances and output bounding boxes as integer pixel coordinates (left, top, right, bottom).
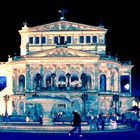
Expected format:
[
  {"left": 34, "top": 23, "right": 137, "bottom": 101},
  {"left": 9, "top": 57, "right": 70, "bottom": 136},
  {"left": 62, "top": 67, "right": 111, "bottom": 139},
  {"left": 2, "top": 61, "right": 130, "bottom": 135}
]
[
  {"left": 67, "top": 36, "right": 71, "bottom": 43},
  {"left": 58, "top": 76, "right": 66, "bottom": 82},
  {"left": 54, "top": 36, "right": 58, "bottom": 44},
  {"left": 41, "top": 36, "right": 46, "bottom": 44},
  {"left": 100, "top": 74, "right": 106, "bottom": 92},
  {"left": 29, "top": 37, "right": 33, "bottom": 44},
  {"left": 120, "top": 75, "right": 130, "bottom": 93},
  {"left": 92, "top": 36, "right": 97, "bottom": 43},
  {"left": 35, "top": 37, "right": 39, "bottom": 44},
  {"left": 19, "top": 75, "right": 25, "bottom": 91},
  {"left": 80, "top": 36, "right": 84, "bottom": 43},
  {"left": 60, "top": 36, "right": 65, "bottom": 45},
  {"left": 0, "top": 76, "right": 6, "bottom": 91},
  {"left": 86, "top": 36, "right": 90, "bottom": 43}
]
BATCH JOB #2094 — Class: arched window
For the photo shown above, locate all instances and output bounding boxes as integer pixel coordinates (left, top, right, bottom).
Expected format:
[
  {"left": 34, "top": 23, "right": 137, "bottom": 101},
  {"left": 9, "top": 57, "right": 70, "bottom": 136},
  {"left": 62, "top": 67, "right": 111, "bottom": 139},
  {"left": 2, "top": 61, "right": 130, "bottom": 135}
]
[
  {"left": 111, "top": 75, "right": 114, "bottom": 91},
  {"left": 87, "top": 75, "right": 92, "bottom": 89},
  {"left": 100, "top": 74, "right": 106, "bottom": 92},
  {"left": 81, "top": 73, "right": 87, "bottom": 88},
  {"left": 120, "top": 75, "right": 130, "bottom": 93},
  {"left": 33, "top": 73, "right": 42, "bottom": 90},
  {"left": 58, "top": 75, "right": 66, "bottom": 82},
  {"left": 0, "top": 76, "right": 6, "bottom": 91},
  {"left": 71, "top": 75, "right": 79, "bottom": 82},
  {"left": 19, "top": 75, "right": 25, "bottom": 91},
  {"left": 46, "top": 76, "right": 51, "bottom": 88}
]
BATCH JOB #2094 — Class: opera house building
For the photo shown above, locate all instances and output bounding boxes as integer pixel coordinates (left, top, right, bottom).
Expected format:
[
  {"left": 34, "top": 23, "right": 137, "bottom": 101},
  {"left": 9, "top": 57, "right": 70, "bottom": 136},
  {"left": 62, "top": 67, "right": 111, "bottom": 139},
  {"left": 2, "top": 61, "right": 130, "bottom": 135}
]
[{"left": 0, "top": 17, "right": 134, "bottom": 124}]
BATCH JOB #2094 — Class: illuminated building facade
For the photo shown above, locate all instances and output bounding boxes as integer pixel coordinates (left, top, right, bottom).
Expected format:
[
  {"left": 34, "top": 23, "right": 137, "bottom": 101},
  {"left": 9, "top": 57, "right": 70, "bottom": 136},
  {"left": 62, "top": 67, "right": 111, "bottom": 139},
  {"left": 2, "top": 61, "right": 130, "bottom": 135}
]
[{"left": 0, "top": 18, "right": 134, "bottom": 122}]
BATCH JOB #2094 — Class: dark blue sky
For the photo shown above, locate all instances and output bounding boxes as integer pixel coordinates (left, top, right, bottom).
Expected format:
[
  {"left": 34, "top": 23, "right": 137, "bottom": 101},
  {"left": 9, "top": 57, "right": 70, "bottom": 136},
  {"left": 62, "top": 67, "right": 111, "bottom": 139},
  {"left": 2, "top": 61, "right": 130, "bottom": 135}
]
[{"left": 0, "top": 0, "right": 139, "bottom": 95}]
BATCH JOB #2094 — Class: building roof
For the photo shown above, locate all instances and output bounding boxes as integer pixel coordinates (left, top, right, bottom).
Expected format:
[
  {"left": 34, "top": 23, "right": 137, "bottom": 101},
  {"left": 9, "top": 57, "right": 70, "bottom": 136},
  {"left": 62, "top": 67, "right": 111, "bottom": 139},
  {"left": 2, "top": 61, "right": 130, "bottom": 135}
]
[{"left": 26, "top": 20, "right": 107, "bottom": 32}]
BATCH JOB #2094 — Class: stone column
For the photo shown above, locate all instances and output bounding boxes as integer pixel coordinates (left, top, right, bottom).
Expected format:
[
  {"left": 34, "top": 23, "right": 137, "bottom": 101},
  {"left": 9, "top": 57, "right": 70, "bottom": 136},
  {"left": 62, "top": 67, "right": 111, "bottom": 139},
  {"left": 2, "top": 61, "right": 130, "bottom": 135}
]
[
  {"left": 13, "top": 69, "right": 17, "bottom": 93},
  {"left": 94, "top": 65, "right": 98, "bottom": 91},
  {"left": 107, "top": 71, "right": 111, "bottom": 92},
  {"left": 111, "top": 74, "right": 114, "bottom": 92},
  {"left": 114, "top": 72, "right": 119, "bottom": 92},
  {"left": 26, "top": 64, "right": 31, "bottom": 91},
  {"left": 40, "top": 65, "right": 44, "bottom": 88}
]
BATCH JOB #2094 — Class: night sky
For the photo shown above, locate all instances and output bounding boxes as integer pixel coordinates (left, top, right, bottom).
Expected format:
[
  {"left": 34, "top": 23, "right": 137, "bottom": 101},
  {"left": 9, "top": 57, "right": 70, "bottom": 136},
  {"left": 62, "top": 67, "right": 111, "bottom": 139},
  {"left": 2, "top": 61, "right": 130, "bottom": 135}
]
[{"left": 0, "top": 0, "right": 139, "bottom": 95}]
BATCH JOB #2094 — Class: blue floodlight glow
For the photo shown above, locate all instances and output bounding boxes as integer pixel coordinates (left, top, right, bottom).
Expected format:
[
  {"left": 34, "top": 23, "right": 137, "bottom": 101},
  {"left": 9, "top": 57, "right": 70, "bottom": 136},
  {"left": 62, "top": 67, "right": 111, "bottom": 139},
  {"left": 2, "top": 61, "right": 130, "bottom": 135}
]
[{"left": 0, "top": 76, "right": 6, "bottom": 91}]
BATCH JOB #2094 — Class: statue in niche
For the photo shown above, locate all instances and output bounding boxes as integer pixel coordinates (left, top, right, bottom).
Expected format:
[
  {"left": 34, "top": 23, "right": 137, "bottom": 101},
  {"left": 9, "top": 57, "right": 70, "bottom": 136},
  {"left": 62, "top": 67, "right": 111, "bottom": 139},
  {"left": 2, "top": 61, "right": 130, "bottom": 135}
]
[
  {"left": 99, "top": 35, "right": 105, "bottom": 44},
  {"left": 48, "top": 38, "right": 52, "bottom": 44},
  {"left": 73, "top": 38, "right": 77, "bottom": 44}
]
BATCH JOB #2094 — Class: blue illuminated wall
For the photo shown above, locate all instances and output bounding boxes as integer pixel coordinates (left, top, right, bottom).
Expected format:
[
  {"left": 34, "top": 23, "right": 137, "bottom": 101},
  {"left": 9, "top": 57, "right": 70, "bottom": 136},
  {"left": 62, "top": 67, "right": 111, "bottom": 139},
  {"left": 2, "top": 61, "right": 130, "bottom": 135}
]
[
  {"left": 121, "top": 75, "right": 130, "bottom": 93},
  {"left": 0, "top": 76, "right": 6, "bottom": 91}
]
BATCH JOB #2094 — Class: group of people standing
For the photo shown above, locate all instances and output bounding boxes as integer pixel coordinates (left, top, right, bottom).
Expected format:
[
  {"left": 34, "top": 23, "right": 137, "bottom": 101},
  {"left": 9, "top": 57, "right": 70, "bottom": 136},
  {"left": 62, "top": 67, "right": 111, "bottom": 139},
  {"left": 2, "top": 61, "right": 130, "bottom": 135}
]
[
  {"left": 68, "top": 109, "right": 139, "bottom": 137},
  {"left": 87, "top": 112, "right": 118, "bottom": 130},
  {"left": 68, "top": 110, "right": 118, "bottom": 137},
  {"left": 87, "top": 110, "right": 139, "bottom": 130},
  {"left": 122, "top": 109, "right": 139, "bottom": 129}
]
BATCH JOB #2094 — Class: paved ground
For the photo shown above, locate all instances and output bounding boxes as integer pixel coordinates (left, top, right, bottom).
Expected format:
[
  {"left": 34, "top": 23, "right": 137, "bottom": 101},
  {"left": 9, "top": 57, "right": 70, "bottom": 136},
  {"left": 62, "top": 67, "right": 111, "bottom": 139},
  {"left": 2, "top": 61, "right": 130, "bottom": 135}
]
[
  {"left": 0, "top": 129, "right": 139, "bottom": 140},
  {"left": 0, "top": 123, "right": 139, "bottom": 140}
]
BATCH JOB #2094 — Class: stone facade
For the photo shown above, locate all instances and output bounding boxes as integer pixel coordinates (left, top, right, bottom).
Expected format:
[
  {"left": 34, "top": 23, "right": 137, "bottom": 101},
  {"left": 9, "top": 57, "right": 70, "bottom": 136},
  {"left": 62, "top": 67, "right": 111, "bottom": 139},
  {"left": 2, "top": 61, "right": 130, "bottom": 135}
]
[{"left": 0, "top": 20, "right": 134, "bottom": 121}]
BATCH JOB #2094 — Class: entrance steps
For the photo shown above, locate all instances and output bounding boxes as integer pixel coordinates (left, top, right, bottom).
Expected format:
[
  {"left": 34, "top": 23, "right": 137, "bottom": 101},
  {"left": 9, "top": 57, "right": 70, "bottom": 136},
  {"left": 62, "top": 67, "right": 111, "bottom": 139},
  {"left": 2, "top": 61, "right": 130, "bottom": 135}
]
[{"left": 0, "top": 122, "right": 128, "bottom": 132}]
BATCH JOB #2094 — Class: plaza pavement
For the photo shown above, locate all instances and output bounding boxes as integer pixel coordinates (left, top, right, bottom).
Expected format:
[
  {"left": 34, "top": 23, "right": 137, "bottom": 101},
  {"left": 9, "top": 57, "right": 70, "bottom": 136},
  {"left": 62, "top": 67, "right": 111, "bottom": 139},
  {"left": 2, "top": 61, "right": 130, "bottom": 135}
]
[
  {"left": 0, "top": 123, "right": 139, "bottom": 140},
  {"left": 0, "top": 126, "right": 139, "bottom": 140}
]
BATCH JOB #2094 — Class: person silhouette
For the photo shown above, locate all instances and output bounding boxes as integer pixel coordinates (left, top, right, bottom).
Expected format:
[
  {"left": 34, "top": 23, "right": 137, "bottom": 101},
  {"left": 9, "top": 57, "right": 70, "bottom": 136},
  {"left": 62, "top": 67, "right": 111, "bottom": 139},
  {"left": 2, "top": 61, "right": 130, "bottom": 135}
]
[{"left": 68, "top": 111, "right": 83, "bottom": 137}]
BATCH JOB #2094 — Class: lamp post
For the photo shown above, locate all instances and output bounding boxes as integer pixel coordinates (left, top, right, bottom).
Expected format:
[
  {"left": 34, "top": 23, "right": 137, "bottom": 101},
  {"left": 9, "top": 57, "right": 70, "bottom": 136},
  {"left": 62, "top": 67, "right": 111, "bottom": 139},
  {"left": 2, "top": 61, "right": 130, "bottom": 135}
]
[
  {"left": 81, "top": 92, "right": 88, "bottom": 120},
  {"left": 3, "top": 94, "right": 10, "bottom": 116},
  {"left": 66, "top": 73, "right": 71, "bottom": 89},
  {"left": 66, "top": 73, "right": 71, "bottom": 90},
  {"left": 113, "top": 94, "right": 119, "bottom": 114}
]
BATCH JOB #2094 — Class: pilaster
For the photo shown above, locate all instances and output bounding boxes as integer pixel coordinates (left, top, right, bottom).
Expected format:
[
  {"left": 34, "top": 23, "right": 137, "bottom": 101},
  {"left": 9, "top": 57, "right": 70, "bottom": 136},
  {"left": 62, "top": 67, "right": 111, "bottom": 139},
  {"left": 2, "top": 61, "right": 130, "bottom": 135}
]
[{"left": 26, "top": 64, "right": 31, "bottom": 91}]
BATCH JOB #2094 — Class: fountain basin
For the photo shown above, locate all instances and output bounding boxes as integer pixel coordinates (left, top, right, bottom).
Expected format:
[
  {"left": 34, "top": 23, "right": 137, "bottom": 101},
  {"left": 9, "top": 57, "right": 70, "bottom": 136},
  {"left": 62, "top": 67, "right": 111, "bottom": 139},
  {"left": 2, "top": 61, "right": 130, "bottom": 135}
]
[{"left": 26, "top": 95, "right": 70, "bottom": 125}]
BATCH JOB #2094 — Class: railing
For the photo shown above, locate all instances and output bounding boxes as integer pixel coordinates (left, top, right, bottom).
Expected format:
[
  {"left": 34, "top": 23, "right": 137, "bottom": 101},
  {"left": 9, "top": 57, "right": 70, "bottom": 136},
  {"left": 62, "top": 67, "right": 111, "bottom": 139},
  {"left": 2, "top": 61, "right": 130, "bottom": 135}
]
[
  {"left": 31, "top": 87, "right": 87, "bottom": 92},
  {"left": 12, "top": 56, "right": 25, "bottom": 61},
  {"left": 100, "top": 55, "right": 118, "bottom": 61},
  {"left": 121, "top": 61, "right": 131, "bottom": 65},
  {"left": 100, "top": 55, "right": 131, "bottom": 65},
  {"left": 11, "top": 53, "right": 131, "bottom": 65}
]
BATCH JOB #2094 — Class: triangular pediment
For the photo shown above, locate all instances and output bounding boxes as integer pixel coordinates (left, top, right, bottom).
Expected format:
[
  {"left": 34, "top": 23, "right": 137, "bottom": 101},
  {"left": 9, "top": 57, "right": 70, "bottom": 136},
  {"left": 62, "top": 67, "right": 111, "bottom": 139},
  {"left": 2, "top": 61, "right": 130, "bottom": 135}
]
[
  {"left": 29, "top": 20, "right": 107, "bottom": 32},
  {"left": 27, "top": 47, "right": 96, "bottom": 57}
]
